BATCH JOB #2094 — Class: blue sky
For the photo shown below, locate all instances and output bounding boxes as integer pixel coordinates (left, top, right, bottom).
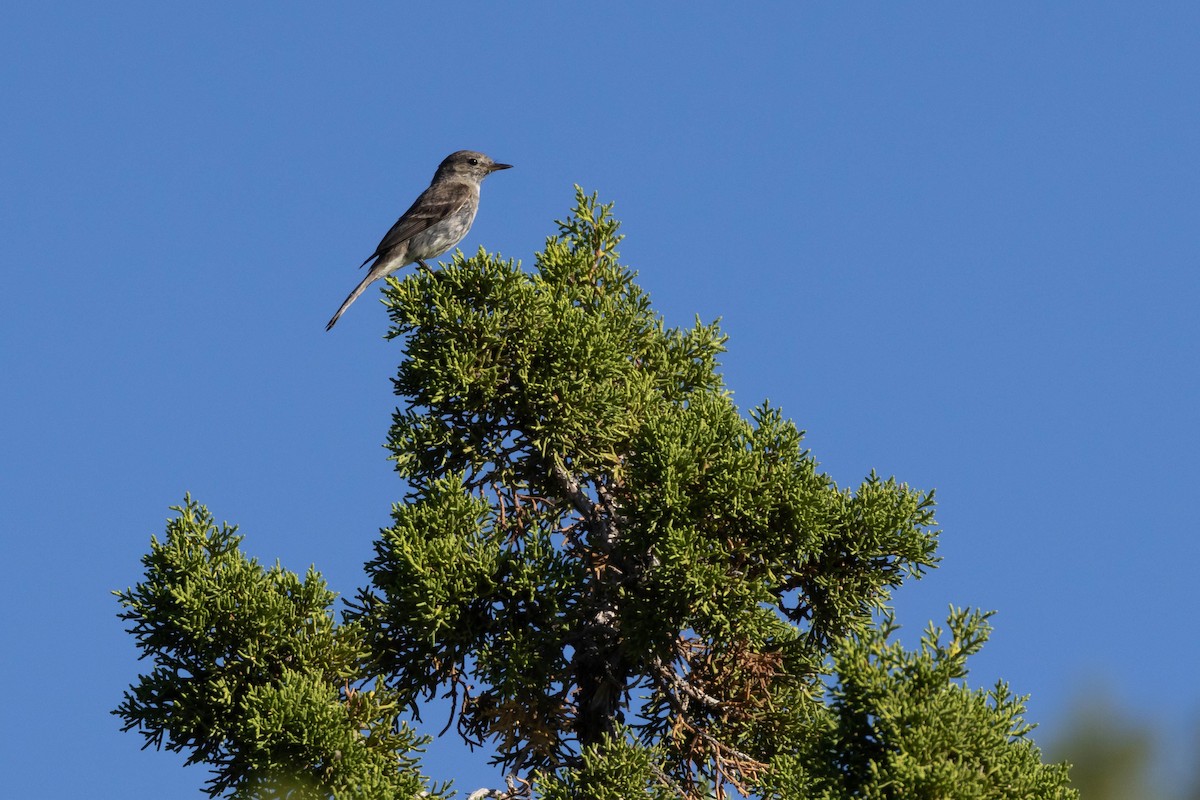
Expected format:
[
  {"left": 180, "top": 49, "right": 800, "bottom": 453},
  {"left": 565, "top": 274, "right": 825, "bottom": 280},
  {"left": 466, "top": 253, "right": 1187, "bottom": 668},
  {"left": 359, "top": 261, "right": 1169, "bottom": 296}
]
[{"left": 3, "top": 3, "right": 1198, "bottom": 796}]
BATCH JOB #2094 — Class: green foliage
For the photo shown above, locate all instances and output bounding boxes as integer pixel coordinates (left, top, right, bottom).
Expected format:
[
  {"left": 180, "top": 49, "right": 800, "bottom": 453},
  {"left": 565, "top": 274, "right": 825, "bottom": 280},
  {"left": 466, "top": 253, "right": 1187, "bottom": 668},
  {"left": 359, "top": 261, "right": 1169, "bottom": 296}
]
[
  {"left": 1048, "top": 689, "right": 1170, "bottom": 800},
  {"left": 114, "top": 498, "right": 441, "bottom": 799},
  {"left": 534, "top": 731, "right": 676, "bottom": 800},
  {"left": 117, "top": 189, "right": 1077, "bottom": 799},
  {"left": 762, "top": 608, "right": 1075, "bottom": 799}
]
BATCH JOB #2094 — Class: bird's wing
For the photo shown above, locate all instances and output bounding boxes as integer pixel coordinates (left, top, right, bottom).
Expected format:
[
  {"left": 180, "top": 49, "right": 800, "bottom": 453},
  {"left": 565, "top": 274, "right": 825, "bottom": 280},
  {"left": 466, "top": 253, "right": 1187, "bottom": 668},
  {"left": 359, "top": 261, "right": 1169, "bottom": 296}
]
[{"left": 359, "top": 182, "right": 474, "bottom": 267}]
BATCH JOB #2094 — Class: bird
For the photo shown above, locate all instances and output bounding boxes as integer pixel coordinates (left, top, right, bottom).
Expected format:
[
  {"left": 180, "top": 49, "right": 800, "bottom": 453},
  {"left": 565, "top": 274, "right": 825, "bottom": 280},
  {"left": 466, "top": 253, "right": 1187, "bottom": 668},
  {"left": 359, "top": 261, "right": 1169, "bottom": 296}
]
[{"left": 325, "top": 150, "right": 512, "bottom": 330}]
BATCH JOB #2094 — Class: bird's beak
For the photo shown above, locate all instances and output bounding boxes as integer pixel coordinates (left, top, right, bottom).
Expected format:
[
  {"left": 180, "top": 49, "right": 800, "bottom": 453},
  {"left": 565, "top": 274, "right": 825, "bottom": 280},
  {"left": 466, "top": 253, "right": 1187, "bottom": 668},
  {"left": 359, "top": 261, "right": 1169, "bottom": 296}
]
[{"left": 490, "top": 162, "right": 513, "bottom": 172}]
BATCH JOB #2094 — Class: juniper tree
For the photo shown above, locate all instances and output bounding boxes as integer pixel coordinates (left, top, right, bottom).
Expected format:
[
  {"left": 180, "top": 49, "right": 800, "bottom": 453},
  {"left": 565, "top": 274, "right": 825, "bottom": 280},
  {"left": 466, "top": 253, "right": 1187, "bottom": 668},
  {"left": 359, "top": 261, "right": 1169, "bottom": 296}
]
[{"left": 116, "top": 190, "right": 1076, "bottom": 799}]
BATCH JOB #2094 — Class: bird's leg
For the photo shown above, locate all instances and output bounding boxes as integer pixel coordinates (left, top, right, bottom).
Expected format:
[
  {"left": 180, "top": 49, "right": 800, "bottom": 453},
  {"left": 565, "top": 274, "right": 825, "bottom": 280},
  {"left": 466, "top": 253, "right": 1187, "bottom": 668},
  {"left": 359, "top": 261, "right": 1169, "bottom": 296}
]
[{"left": 415, "top": 259, "right": 433, "bottom": 274}]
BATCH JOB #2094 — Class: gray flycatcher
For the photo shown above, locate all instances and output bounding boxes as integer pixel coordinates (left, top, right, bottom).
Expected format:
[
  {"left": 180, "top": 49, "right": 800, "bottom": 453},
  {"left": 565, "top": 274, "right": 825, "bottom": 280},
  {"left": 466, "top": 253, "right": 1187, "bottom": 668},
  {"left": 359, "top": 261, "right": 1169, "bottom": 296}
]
[{"left": 325, "top": 150, "right": 512, "bottom": 330}]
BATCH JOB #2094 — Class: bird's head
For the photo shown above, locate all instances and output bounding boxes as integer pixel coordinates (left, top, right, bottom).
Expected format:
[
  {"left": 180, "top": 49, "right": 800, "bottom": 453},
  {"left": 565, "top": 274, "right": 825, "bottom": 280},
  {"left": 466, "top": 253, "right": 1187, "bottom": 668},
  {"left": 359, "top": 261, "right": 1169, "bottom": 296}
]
[{"left": 435, "top": 150, "right": 513, "bottom": 183}]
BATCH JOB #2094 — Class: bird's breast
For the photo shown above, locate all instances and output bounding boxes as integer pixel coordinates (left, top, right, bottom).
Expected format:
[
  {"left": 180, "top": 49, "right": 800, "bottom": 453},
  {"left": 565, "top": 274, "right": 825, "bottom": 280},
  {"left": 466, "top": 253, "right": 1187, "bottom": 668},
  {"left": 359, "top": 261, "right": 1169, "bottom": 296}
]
[{"left": 407, "top": 202, "right": 480, "bottom": 262}]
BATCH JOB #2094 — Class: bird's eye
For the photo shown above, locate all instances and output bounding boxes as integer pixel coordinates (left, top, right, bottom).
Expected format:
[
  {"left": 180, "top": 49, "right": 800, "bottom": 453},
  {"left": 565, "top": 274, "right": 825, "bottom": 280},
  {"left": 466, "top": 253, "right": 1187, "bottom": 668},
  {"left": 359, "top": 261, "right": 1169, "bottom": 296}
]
[{"left": 468, "top": 158, "right": 479, "bottom": 165}]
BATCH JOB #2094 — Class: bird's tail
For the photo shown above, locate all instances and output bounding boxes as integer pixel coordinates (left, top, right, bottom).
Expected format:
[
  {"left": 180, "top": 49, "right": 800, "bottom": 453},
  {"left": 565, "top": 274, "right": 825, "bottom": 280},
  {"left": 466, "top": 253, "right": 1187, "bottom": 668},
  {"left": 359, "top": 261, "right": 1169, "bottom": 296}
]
[{"left": 325, "top": 270, "right": 380, "bottom": 331}]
